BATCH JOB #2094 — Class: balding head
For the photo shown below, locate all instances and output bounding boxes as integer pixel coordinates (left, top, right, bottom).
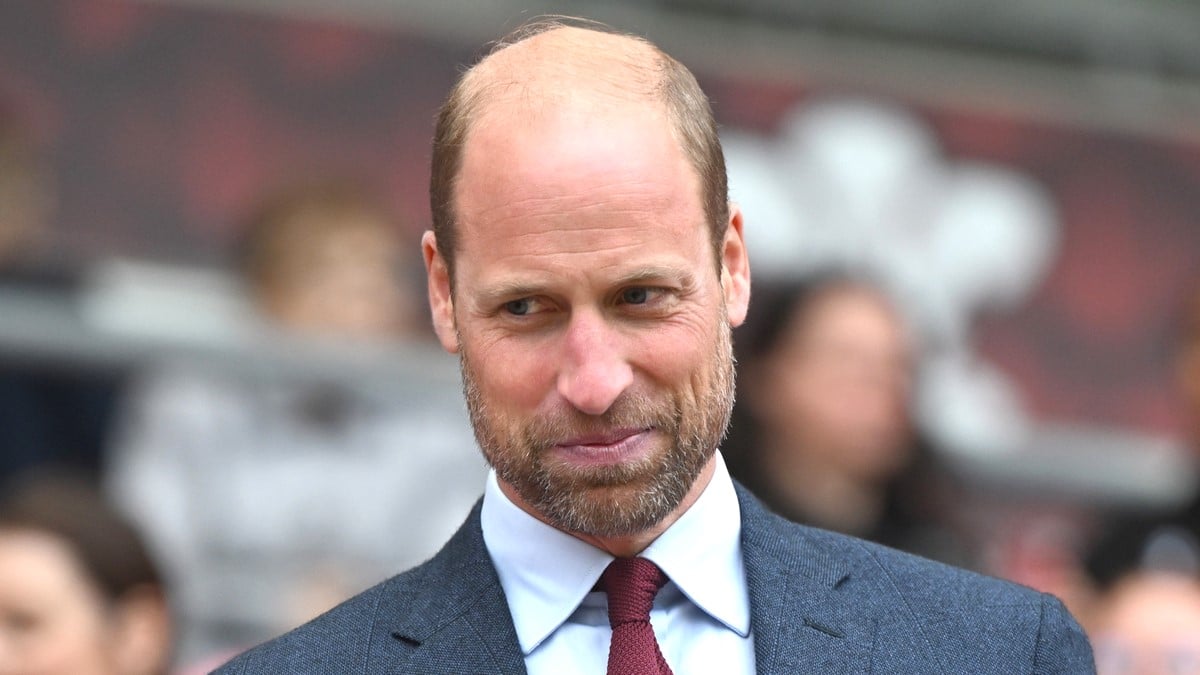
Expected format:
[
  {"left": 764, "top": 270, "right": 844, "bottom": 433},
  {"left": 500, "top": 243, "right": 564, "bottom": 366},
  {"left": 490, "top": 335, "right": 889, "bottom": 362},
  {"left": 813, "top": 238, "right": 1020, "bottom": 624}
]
[
  {"left": 464, "top": 25, "right": 663, "bottom": 111},
  {"left": 429, "top": 18, "right": 727, "bottom": 283}
]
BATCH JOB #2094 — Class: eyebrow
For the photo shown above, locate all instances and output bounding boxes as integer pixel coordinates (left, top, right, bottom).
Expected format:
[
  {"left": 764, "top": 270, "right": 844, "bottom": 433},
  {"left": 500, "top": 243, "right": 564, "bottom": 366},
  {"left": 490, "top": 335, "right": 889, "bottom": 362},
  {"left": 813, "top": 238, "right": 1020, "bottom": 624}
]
[
  {"left": 614, "top": 265, "right": 696, "bottom": 289},
  {"left": 473, "top": 264, "right": 697, "bottom": 307},
  {"left": 473, "top": 281, "right": 547, "bottom": 308}
]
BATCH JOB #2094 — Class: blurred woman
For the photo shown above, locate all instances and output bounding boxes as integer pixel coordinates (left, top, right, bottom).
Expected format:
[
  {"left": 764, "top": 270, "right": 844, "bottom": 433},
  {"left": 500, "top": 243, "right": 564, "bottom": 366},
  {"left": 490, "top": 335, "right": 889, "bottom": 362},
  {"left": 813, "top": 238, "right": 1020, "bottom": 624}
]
[
  {"left": 727, "top": 273, "right": 964, "bottom": 561},
  {"left": 0, "top": 471, "right": 172, "bottom": 675}
]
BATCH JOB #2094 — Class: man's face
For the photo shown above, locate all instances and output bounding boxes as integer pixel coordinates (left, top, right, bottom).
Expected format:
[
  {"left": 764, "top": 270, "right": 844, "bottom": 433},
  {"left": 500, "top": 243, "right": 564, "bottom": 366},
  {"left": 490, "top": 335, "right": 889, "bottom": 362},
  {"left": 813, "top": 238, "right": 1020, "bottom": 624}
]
[{"left": 424, "top": 99, "right": 749, "bottom": 539}]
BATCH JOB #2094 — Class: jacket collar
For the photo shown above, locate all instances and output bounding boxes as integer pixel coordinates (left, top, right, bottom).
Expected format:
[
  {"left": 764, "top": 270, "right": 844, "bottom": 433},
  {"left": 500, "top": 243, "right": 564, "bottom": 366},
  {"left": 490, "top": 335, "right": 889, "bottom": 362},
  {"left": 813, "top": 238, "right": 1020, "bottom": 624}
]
[
  {"left": 380, "top": 501, "right": 529, "bottom": 674},
  {"left": 376, "top": 483, "right": 881, "bottom": 674}
]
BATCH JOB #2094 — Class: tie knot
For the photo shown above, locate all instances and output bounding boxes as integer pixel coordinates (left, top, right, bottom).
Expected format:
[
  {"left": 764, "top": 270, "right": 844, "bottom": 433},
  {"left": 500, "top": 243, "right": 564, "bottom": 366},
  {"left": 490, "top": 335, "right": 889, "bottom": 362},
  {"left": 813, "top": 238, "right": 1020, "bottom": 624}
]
[{"left": 601, "top": 557, "right": 668, "bottom": 626}]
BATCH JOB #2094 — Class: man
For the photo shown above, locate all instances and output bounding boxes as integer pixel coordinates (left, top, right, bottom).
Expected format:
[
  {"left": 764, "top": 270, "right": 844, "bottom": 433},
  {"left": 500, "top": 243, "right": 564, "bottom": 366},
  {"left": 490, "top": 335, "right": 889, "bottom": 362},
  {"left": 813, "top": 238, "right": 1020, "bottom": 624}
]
[{"left": 219, "top": 18, "right": 1093, "bottom": 674}]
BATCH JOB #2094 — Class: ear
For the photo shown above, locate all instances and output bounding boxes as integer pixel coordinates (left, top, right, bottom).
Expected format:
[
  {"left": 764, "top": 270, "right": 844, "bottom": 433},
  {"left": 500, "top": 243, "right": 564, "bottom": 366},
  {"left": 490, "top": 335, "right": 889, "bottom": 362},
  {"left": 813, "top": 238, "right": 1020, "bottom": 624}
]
[
  {"left": 720, "top": 203, "right": 751, "bottom": 327},
  {"left": 422, "top": 231, "right": 460, "bottom": 353},
  {"left": 112, "top": 586, "right": 172, "bottom": 675}
]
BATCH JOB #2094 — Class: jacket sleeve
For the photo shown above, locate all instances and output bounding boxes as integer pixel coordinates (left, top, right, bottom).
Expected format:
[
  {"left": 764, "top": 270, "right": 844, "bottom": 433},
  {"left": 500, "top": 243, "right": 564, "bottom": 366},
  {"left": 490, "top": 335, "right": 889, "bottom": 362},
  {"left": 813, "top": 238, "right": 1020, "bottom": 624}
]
[{"left": 1032, "top": 593, "right": 1096, "bottom": 674}]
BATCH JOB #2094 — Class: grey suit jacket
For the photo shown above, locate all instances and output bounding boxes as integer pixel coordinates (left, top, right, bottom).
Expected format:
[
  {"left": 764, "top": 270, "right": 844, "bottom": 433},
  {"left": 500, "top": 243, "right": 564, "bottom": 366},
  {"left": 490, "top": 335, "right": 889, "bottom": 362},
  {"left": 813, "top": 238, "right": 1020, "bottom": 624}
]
[{"left": 217, "top": 484, "right": 1094, "bottom": 673}]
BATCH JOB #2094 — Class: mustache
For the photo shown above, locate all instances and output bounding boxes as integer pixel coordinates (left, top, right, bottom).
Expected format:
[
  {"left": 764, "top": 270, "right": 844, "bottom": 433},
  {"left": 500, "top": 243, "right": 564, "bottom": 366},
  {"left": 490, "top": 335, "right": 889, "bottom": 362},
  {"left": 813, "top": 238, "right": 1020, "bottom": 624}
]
[{"left": 521, "top": 393, "right": 679, "bottom": 449}]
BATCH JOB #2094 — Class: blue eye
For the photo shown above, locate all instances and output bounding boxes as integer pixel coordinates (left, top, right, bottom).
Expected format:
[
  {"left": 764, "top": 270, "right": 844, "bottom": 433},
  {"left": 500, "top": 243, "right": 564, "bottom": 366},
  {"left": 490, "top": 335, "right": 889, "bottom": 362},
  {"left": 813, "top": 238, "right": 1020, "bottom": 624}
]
[
  {"left": 622, "top": 288, "right": 650, "bottom": 304},
  {"left": 504, "top": 299, "right": 532, "bottom": 315}
]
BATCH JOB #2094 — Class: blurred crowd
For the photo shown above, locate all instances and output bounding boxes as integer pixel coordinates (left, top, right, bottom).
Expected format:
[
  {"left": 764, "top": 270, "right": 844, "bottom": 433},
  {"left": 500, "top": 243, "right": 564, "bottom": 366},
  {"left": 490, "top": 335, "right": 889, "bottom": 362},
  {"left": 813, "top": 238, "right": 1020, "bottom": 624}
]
[
  {"left": 104, "top": 180, "right": 483, "bottom": 668},
  {"left": 1, "top": 64, "right": 1199, "bottom": 675},
  {"left": 0, "top": 104, "right": 486, "bottom": 671}
]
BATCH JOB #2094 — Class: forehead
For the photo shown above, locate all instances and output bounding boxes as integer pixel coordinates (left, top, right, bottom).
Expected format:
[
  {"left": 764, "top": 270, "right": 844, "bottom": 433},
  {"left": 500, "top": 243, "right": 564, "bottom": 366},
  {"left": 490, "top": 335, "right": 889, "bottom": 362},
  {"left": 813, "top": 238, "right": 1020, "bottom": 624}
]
[
  {"left": 452, "top": 98, "right": 707, "bottom": 272},
  {"left": 0, "top": 528, "right": 94, "bottom": 597}
]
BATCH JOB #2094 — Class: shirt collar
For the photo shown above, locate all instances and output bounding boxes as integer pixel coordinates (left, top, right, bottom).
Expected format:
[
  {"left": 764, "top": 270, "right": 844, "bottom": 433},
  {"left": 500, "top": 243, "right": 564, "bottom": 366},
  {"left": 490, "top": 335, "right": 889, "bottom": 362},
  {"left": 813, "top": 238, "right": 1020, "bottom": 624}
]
[
  {"left": 481, "top": 452, "right": 750, "bottom": 655},
  {"left": 641, "top": 455, "right": 751, "bottom": 638}
]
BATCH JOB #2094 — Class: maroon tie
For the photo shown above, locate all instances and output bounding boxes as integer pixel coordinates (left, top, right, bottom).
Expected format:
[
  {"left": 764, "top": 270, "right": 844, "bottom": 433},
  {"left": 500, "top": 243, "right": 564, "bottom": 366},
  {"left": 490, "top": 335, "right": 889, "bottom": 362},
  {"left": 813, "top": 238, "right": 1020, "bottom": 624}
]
[{"left": 600, "top": 557, "right": 674, "bottom": 675}]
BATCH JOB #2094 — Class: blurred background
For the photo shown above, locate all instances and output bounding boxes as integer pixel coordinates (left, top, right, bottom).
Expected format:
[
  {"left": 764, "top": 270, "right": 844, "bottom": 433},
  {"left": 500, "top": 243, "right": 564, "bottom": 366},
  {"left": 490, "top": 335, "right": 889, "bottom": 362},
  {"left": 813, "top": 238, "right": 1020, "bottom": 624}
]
[{"left": 1, "top": 0, "right": 1198, "bottom": 672}]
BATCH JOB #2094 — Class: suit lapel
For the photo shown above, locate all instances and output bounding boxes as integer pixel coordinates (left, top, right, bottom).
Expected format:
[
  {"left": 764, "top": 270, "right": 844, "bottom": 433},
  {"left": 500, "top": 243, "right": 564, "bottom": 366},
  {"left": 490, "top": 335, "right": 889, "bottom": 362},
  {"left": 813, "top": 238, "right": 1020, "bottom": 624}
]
[
  {"left": 377, "top": 504, "right": 528, "bottom": 674},
  {"left": 737, "top": 484, "right": 875, "bottom": 674},
  {"left": 368, "top": 485, "right": 879, "bottom": 673}
]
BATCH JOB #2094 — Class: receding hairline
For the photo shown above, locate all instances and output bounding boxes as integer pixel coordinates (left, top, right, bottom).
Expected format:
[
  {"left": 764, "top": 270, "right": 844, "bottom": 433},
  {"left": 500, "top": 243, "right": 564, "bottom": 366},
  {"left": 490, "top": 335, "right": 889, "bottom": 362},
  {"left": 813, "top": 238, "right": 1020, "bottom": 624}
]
[
  {"left": 430, "top": 18, "right": 731, "bottom": 281},
  {"left": 458, "top": 24, "right": 673, "bottom": 125}
]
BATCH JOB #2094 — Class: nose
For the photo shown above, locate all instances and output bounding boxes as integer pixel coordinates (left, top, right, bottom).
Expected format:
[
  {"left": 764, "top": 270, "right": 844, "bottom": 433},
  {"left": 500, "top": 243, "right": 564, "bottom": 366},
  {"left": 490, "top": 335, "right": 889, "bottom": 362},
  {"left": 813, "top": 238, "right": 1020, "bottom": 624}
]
[{"left": 556, "top": 310, "right": 633, "bottom": 416}]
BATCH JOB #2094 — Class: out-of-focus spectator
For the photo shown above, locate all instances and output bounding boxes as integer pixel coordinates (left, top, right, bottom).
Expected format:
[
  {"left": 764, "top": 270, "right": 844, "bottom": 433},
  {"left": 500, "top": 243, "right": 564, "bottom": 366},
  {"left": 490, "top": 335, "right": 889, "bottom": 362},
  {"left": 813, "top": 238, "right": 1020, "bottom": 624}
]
[
  {"left": 0, "top": 97, "right": 125, "bottom": 485},
  {"left": 236, "top": 181, "right": 424, "bottom": 342},
  {"left": 105, "top": 180, "right": 484, "bottom": 665},
  {"left": 1084, "top": 280, "right": 1200, "bottom": 591},
  {"left": 0, "top": 470, "right": 172, "bottom": 675},
  {"left": 1078, "top": 278, "right": 1200, "bottom": 652},
  {"left": 0, "top": 104, "right": 50, "bottom": 268},
  {"left": 726, "top": 272, "right": 966, "bottom": 563},
  {"left": 1090, "top": 570, "right": 1200, "bottom": 675},
  {"left": 1084, "top": 523, "right": 1200, "bottom": 674},
  {"left": 1177, "top": 282, "right": 1200, "bottom": 452}
]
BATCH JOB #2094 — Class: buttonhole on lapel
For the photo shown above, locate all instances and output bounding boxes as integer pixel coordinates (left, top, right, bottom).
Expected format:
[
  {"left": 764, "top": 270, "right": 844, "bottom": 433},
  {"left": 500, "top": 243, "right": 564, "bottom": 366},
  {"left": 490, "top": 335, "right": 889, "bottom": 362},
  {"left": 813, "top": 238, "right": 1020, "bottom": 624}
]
[
  {"left": 390, "top": 632, "right": 421, "bottom": 647},
  {"left": 803, "top": 618, "right": 844, "bottom": 639}
]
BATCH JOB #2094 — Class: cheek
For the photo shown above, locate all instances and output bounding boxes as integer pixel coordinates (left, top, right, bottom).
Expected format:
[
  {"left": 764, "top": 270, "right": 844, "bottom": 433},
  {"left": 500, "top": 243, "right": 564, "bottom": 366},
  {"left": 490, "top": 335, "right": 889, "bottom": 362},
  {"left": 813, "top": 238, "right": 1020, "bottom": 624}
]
[
  {"left": 469, "top": 334, "right": 558, "bottom": 412},
  {"left": 634, "top": 323, "right": 716, "bottom": 391}
]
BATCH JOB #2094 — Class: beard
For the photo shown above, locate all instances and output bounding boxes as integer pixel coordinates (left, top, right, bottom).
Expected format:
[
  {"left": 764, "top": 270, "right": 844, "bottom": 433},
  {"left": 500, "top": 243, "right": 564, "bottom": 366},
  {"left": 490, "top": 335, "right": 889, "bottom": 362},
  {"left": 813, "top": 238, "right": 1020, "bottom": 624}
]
[{"left": 460, "top": 319, "right": 736, "bottom": 539}]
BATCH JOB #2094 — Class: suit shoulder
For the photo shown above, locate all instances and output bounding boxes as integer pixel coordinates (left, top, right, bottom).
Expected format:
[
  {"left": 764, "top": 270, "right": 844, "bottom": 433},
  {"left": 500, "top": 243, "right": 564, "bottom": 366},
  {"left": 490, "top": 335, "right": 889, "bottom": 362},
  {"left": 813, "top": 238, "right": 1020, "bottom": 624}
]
[
  {"left": 739, "top": 494, "right": 1094, "bottom": 673},
  {"left": 851, "top": 534, "right": 1038, "bottom": 604},
  {"left": 751, "top": 504, "right": 1037, "bottom": 606},
  {"left": 800, "top": 526, "right": 1094, "bottom": 672},
  {"left": 215, "top": 502, "right": 496, "bottom": 673},
  {"left": 213, "top": 563, "right": 435, "bottom": 673}
]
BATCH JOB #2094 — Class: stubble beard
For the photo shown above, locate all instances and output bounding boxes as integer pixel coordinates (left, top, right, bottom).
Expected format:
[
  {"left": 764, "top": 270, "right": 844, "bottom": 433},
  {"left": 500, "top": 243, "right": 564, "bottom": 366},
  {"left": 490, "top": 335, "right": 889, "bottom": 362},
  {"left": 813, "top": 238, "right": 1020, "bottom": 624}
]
[{"left": 460, "top": 322, "right": 736, "bottom": 539}]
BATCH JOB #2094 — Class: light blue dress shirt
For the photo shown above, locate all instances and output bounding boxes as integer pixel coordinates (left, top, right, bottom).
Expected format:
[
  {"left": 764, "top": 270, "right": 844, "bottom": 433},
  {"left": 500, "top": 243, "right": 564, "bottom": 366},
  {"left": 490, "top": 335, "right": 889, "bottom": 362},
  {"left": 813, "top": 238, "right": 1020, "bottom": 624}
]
[{"left": 481, "top": 452, "right": 756, "bottom": 675}]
